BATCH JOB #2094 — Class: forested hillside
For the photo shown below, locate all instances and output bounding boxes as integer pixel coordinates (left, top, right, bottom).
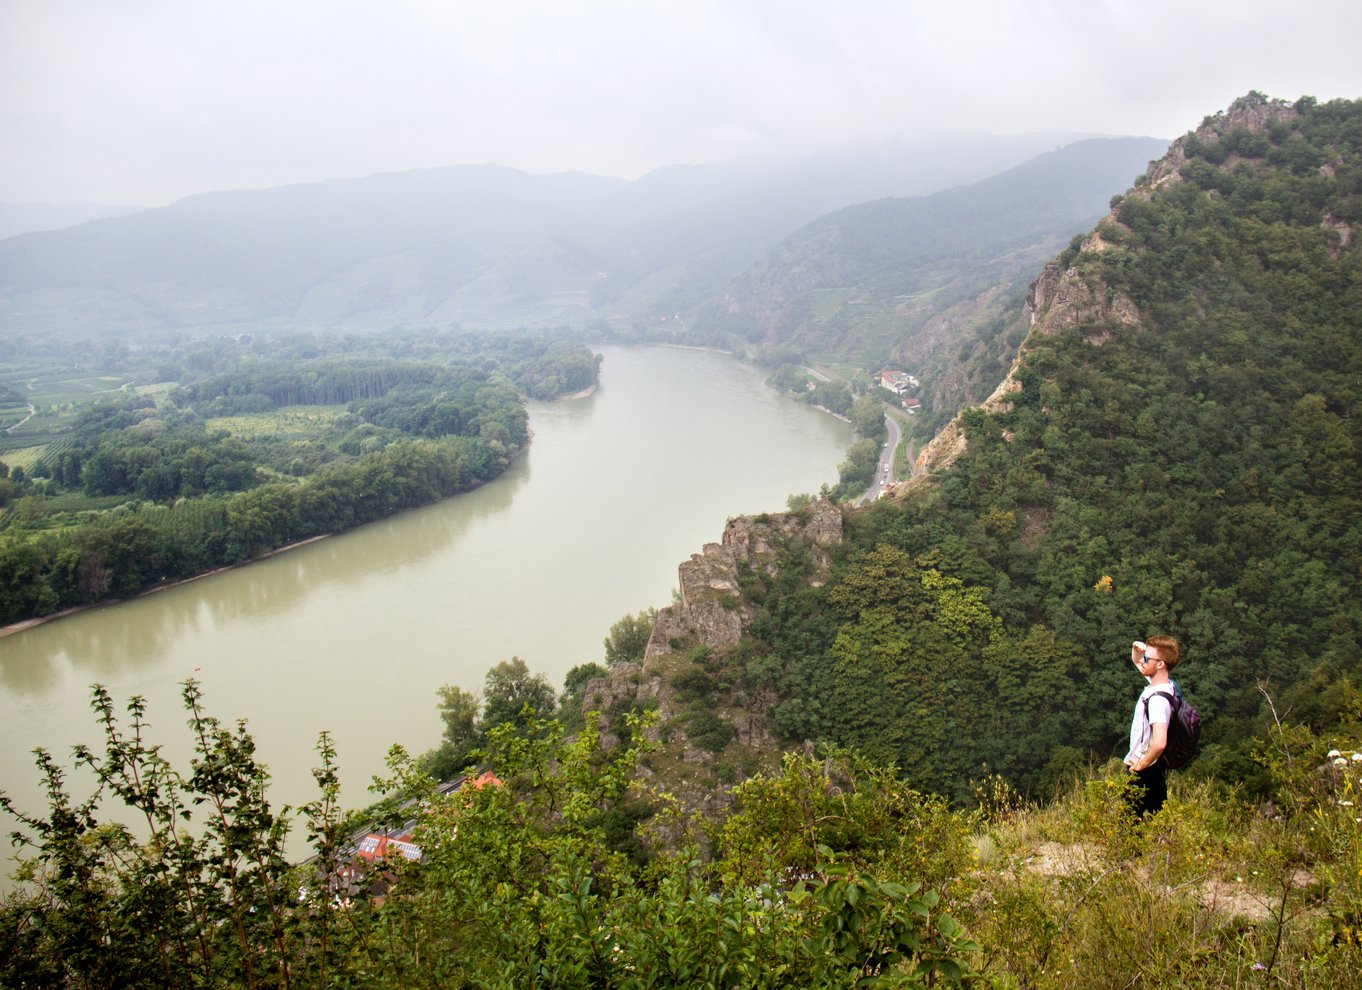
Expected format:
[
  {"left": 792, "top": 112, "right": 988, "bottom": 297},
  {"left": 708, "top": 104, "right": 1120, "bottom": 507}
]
[{"left": 591, "top": 93, "right": 1362, "bottom": 805}]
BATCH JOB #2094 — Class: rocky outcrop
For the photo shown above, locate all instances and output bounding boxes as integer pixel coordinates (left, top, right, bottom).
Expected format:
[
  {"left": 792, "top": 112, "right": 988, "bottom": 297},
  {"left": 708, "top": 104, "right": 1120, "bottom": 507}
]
[
  {"left": 908, "top": 96, "right": 1312, "bottom": 489},
  {"left": 911, "top": 117, "right": 1270, "bottom": 482},
  {"left": 909, "top": 367, "right": 1023, "bottom": 482},
  {"left": 644, "top": 499, "right": 842, "bottom": 659},
  {"left": 581, "top": 500, "right": 844, "bottom": 788},
  {"left": 1324, "top": 214, "right": 1354, "bottom": 257},
  {"left": 909, "top": 247, "right": 1143, "bottom": 483},
  {"left": 581, "top": 658, "right": 663, "bottom": 732},
  {"left": 1143, "top": 92, "right": 1298, "bottom": 190},
  {"left": 1027, "top": 258, "right": 1142, "bottom": 340}
]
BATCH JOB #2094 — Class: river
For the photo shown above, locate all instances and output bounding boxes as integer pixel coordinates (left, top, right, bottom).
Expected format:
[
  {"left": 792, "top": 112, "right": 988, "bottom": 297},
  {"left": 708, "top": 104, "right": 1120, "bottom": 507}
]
[{"left": 0, "top": 345, "right": 852, "bottom": 882}]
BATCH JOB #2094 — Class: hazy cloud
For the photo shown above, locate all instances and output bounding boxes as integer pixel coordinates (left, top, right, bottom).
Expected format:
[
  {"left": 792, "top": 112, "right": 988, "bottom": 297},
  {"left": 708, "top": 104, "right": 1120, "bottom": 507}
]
[{"left": 2, "top": 0, "right": 1360, "bottom": 206}]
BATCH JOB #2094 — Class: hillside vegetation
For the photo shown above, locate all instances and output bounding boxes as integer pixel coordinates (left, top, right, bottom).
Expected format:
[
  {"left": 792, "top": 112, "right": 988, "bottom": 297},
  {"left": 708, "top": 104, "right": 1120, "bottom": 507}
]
[
  {"left": 2, "top": 684, "right": 1359, "bottom": 988},
  {"left": 590, "top": 92, "right": 1362, "bottom": 806}
]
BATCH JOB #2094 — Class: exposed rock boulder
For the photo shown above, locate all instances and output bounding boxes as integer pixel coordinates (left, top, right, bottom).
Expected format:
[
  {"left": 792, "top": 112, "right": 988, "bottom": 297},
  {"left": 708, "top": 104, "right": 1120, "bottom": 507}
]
[
  {"left": 644, "top": 498, "right": 843, "bottom": 659},
  {"left": 909, "top": 239, "right": 1142, "bottom": 483},
  {"left": 581, "top": 499, "right": 845, "bottom": 805}
]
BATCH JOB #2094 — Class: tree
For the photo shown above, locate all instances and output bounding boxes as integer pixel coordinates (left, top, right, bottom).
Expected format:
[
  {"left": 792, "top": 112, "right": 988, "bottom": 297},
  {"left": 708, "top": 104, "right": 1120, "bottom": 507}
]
[
  {"left": 559, "top": 662, "right": 608, "bottom": 729},
  {"left": 836, "top": 438, "right": 881, "bottom": 496},
  {"left": 425, "top": 683, "right": 482, "bottom": 780},
  {"left": 481, "top": 657, "right": 556, "bottom": 730},
  {"left": 437, "top": 684, "right": 479, "bottom": 749},
  {"left": 0, "top": 538, "right": 58, "bottom": 623},
  {"left": 0, "top": 683, "right": 342, "bottom": 990},
  {"left": 73, "top": 516, "right": 163, "bottom": 599},
  {"left": 603, "top": 607, "right": 657, "bottom": 666},
  {"left": 811, "top": 379, "right": 853, "bottom": 415},
  {"left": 850, "top": 394, "right": 887, "bottom": 440}
]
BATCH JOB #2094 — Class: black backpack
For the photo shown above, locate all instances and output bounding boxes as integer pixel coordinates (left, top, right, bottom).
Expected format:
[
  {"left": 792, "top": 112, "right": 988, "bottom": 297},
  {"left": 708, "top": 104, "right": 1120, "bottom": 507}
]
[{"left": 1144, "top": 685, "right": 1202, "bottom": 769}]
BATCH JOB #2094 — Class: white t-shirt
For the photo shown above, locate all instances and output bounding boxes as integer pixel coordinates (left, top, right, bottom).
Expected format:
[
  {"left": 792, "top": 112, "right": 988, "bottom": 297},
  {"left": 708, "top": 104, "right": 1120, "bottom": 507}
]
[{"left": 1126, "top": 683, "right": 1173, "bottom": 764}]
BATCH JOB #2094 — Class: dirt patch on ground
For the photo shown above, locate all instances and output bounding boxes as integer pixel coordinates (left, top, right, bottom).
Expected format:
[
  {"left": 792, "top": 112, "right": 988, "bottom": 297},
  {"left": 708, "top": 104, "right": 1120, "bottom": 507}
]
[
  {"left": 1024, "top": 841, "right": 1096, "bottom": 877},
  {"left": 1192, "top": 870, "right": 1315, "bottom": 922},
  {"left": 1018, "top": 842, "right": 1313, "bottom": 922}
]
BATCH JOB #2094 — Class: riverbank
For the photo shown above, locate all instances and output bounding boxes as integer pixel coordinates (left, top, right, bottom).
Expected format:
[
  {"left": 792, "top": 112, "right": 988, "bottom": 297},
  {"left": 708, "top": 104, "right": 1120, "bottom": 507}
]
[
  {"left": 0, "top": 436, "right": 545, "bottom": 642},
  {"left": 808, "top": 403, "right": 852, "bottom": 423},
  {"left": 0, "top": 533, "right": 334, "bottom": 640},
  {"left": 0, "top": 421, "right": 550, "bottom": 642}
]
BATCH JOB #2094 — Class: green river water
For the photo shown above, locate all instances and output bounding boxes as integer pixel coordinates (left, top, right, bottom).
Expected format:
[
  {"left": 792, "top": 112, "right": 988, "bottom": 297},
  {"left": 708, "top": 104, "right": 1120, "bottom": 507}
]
[{"left": 0, "top": 345, "right": 854, "bottom": 880}]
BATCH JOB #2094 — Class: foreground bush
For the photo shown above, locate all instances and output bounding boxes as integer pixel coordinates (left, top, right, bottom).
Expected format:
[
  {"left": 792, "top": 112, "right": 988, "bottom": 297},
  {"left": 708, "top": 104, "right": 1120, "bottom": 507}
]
[{"left": 1, "top": 687, "right": 978, "bottom": 989}]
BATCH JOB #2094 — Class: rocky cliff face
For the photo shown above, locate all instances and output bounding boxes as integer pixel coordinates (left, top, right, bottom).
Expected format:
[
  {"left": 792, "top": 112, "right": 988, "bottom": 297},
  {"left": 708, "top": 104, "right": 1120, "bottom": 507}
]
[
  {"left": 909, "top": 227, "right": 1147, "bottom": 481},
  {"left": 647, "top": 499, "right": 843, "bottom": 657},
  {"left": 581, "top": 500, "right": 843, "bottom": 811}
]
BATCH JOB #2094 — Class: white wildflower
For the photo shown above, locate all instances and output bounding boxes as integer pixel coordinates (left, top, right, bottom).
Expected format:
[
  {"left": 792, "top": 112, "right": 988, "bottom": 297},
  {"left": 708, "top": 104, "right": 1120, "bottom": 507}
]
[
  {"left": 1329, "top": 749, "right": 1343, "bottom": 758},
  {"left": 1352, "top": 752, "right": 1362, "bottom": 762},
  {"left": 1334, "top": 757, "right": 1348, "bottom": 766}
]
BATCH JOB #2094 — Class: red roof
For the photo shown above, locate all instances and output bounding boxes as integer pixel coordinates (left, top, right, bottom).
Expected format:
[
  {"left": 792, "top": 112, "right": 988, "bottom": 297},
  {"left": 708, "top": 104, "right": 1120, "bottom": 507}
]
[{"left": 353, "top": 833, "right": 422, "bottom": 864}]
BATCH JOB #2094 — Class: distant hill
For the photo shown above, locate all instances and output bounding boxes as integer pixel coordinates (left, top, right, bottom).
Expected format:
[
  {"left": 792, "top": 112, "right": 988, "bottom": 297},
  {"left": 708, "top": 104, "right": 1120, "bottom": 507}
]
[
  {"left": 575, "top": 133, "right": 1103, "bottom": 319},
  {"left": 695, "top": 137, "right": 1169, "bottom": 421},
  {"left": 0, "top": 166, "right": 626, "bottom": 334},
  {"left": 0, "top": 201, "right": 145, "bottom": 241},
  {"left": 0, "top": 134, "right": 1114, "bottom": 337}
]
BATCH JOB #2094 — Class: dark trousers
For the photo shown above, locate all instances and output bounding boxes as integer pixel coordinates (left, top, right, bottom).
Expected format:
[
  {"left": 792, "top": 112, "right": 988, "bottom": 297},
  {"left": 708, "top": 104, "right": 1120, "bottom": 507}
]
[{"left": 1127, "top": 764, "right": 1167, "bottom": 817}]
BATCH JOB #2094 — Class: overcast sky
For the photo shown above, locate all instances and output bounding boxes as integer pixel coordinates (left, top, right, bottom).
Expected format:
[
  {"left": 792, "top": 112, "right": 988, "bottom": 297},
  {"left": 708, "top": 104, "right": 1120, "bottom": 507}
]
[{"left": 3, "top": 0, "right": 1360, "bottom": 207}]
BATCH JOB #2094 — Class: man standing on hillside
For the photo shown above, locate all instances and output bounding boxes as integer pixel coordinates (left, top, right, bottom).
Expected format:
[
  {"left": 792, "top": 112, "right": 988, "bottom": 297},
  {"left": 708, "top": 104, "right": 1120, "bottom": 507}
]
[{"left": 1123, "top": 635, "right": 1181, "bottom": 817}]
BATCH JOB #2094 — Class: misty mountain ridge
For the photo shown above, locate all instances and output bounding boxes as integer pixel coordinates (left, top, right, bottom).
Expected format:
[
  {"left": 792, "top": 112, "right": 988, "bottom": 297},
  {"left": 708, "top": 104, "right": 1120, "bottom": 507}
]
[
  {"left": 708, "top": 137, "right": 1170, "bottom": 341},
  {"left": 0, "top": 133, "right": 1153, "bottom": 337},
  {"left": 0, "top": 200, "right": 146, "bottom": 241}
]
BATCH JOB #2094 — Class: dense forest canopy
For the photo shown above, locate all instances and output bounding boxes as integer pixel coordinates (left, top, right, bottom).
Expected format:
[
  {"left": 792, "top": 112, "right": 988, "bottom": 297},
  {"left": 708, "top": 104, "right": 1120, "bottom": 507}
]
[{"left": 0, "top": 331, "right": 600, "bottom": 625}]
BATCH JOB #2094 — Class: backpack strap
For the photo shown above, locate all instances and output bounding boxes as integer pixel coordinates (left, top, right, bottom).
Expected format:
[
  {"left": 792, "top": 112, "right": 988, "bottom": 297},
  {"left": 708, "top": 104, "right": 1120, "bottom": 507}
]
[
  {"left": 1143, "top": 690, "right": 1179, "bottom": 720},
  {"left": 1141, "top": 690, "right": 1177, "bottom": 770}
]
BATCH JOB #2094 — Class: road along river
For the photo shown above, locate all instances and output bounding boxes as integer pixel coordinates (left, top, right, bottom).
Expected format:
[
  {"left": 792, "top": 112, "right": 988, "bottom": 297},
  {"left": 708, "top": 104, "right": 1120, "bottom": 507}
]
[{"left": 0, "top": 345, "right": 853, "bottom": 881}]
